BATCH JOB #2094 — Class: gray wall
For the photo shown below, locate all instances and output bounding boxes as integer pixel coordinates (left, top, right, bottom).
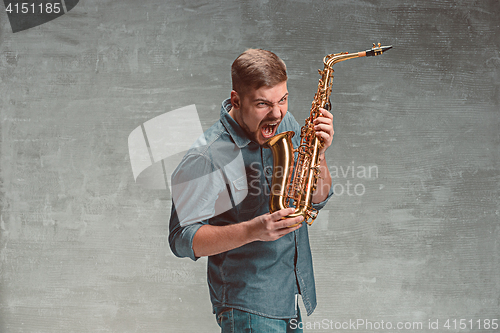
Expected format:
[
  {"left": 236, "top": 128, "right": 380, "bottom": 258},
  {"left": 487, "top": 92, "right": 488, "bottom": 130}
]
[{"left": 1, "top": 0, "right": 498, "bottom": 332}]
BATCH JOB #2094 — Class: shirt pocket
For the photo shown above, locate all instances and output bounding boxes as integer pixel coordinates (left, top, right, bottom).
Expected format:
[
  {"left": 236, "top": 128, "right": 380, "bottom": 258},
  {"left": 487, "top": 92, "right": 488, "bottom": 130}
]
[{"left": 232, "top": 174, "right": 266, "bottom": 215}]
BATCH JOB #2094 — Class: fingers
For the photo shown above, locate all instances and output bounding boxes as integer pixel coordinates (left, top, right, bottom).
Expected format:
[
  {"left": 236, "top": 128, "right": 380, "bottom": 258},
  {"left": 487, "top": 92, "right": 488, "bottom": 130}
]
[
  {"left": 317, "top": 107, "right": 333, "bottom": 120},
  {"left": 271, "top": 208, "right": 304, "bottom": 229},
  {"left": 280, "top": 215, "right": 304, "bottom": 229},
  {"left": 271, "top": 207, "right": 296, "bottom": 220},
  {"left": 314, "top": 108, "right": 333, "bottom": 133},
  {"left": 313, "top": 108, "right": 334, "bottom": 151},
  {"left": 277, "top": 220, "right": 302, "bottom": 238},
  {"left": 252, "top": 209, "right": 304, "bottom": 242},
  {"left": 314, "top": 123, "right": 334, "bottom": 138}
]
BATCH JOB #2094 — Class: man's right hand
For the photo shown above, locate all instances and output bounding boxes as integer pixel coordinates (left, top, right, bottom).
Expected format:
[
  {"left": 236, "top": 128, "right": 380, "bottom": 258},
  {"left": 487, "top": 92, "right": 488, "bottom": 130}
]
[
  {"left": 247, "top": 208, "right": 303, "bottom": 242},
  {"left": 192, "top": 208, "right": 304, "bottom": 257}
]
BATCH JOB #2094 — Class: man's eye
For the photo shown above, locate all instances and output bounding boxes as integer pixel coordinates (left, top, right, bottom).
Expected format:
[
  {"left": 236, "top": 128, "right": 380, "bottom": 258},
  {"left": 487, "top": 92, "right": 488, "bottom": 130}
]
[{"left": 278, "top": 96, "right": 288, "bottom": 105}]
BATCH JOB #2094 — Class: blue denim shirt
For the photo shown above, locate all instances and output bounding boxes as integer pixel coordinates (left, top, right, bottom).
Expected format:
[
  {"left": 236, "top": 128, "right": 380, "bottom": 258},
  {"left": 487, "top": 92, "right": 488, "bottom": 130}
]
[{"left": 169, "top": 99, "right": 333, "bottom": 319}]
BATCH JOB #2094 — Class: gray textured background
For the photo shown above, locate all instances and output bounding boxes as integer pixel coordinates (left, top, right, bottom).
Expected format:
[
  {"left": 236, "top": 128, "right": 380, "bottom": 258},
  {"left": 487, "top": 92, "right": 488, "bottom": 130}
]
[{"left": 1, "top": 0, "right": 499, "bottom": 332}]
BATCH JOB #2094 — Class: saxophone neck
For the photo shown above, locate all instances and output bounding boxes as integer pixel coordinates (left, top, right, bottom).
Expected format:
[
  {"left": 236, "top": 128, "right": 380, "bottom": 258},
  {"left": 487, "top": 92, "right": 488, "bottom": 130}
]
[
  {"left": 364, "top": 44, "right": 393, "bottom": 57},
  {"left": 324, "top": 43, "right": 392, "bottom": 67}
]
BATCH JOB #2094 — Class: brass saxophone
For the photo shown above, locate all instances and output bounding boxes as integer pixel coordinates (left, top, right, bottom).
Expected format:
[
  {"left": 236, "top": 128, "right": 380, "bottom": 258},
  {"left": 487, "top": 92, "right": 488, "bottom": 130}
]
[{"left": 264, "top": 43, "right": 392, "bottom": 226}]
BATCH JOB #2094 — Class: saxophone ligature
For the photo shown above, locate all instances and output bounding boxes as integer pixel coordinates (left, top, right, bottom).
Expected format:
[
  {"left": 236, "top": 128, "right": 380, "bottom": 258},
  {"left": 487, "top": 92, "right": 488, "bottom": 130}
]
[{"left": 264, "top": 43, "right": 392, "bottom": 226}]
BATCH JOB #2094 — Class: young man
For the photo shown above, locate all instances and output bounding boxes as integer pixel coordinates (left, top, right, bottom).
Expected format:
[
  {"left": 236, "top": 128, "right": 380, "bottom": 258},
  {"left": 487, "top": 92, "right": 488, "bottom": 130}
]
[{"left": 169, "top": 49, "right": 334, "bottom": 332}]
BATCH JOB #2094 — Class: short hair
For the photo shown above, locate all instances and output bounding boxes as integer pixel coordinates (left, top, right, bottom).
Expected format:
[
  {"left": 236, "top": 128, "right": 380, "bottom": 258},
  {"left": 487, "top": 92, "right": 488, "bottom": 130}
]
[{"left": 231, "top": 49, "right": 287, "bottom": 97}]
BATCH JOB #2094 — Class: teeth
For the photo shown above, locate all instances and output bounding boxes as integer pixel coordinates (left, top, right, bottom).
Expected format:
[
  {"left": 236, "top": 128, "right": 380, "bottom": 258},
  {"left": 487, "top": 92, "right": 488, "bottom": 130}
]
[{"left": 262, "top": 122, "right": 278, "bottom": 137}]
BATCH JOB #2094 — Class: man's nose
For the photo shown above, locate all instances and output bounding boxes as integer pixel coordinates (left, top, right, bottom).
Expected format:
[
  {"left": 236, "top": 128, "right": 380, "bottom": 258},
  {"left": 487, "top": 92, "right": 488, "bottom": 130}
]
[{"left": 270, "top": 103, "right": 282, "bottom": 119}]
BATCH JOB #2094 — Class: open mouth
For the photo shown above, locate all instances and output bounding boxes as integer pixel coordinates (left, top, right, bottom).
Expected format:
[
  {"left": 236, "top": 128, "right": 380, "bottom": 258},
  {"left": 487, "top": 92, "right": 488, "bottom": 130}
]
[{"left": 261, "top": 123, "right": 278, "bottom": 139}]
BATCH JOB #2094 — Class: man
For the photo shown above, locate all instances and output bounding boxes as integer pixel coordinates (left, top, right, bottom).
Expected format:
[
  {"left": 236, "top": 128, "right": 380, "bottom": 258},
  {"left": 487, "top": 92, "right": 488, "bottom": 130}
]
[{"left": 169, "top": 49, "right": 334, "bottom": 332}]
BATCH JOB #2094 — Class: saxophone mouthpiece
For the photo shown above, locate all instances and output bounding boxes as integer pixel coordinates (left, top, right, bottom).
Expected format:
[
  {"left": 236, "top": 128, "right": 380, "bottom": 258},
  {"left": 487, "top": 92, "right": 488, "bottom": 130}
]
[{"left": 364, "top": 43, "right": 392, "bottom": 57}]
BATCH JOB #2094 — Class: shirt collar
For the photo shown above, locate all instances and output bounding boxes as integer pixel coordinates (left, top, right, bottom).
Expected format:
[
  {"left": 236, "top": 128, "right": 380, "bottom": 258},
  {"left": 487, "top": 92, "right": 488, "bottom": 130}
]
[{"left": 220, "top": 98, "right": 253, "bottom": 149}]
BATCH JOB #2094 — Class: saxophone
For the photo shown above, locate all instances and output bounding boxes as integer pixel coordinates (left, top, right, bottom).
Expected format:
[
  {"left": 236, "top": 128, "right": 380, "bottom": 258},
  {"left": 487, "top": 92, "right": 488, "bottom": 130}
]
[{"left": 264, "top": 43, "right": 392, "bottom": 226}]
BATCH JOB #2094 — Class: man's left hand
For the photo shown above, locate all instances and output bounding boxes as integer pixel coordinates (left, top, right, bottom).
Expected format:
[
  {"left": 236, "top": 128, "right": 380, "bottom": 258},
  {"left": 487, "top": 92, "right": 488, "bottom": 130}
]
[{"left": 313, "top": 107, "right": 334, "bottom": 155}]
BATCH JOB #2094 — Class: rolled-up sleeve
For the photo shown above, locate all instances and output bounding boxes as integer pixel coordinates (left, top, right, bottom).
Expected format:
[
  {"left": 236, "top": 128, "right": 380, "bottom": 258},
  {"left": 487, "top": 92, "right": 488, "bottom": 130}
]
[
  {"left": 168, "top": 152, "right": 221, "bottom": 261},
  {"left": 169, "top": 204, "right": 206, "bottom": 261},
  {"left": 311, "top": 181, "right": 334, "bottom": 211}
]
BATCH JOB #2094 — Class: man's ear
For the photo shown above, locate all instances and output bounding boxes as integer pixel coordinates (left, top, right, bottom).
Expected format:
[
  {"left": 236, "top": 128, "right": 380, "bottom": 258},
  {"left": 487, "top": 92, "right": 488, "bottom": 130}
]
[{"left": 230, "top": 90, "right": 240, "bottom": 109}]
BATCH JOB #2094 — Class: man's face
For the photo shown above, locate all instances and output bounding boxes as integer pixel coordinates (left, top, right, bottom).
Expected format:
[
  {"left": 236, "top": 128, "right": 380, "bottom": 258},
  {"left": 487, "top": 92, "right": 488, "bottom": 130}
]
[{"left": 230, "top": 81, "right": 288, "bottom": 145}]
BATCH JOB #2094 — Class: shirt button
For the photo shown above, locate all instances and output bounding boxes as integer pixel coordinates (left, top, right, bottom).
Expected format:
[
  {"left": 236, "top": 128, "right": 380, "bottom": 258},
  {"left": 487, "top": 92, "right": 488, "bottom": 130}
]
[{"left": 265, "top": 168, "right": 272, "bottom": 176}]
